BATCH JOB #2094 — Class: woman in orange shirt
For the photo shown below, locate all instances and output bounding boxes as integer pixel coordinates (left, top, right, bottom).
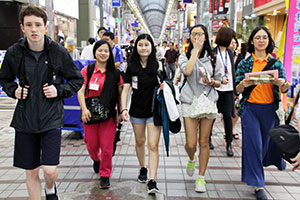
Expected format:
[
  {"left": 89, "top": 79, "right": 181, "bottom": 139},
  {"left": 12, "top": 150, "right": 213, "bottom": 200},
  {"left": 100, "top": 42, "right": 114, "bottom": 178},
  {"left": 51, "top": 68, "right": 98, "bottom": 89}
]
[{"left": 235, "top": 27, "right": 289, "bottom": 200}]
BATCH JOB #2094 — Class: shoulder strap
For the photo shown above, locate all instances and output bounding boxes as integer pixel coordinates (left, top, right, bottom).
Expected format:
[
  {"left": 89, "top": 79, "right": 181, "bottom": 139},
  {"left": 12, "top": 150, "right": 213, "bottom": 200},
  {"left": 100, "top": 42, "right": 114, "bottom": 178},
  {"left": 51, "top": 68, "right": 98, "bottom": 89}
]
[
  {"left": 286, "top": 92, "right": 300, "bottom": 124},
  {"left": 13, "top": 43, "right": 26, "bottom": 87},
  {"left": 85, "top": 63, "right": 95, "bottom": 94},
  {"left": 241, "top": 58, "right": 277, "bottom": 99},
  {"left": 46, "top": 42, "right": 59, "bottom": 85}
]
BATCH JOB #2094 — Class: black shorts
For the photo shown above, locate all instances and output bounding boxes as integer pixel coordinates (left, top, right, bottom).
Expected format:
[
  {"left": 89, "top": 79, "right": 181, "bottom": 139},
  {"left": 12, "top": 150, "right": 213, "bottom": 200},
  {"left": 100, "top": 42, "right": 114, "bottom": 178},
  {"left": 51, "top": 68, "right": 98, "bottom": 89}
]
[{"left": 14, "top": 128, "right": 62, "bottom": 170}]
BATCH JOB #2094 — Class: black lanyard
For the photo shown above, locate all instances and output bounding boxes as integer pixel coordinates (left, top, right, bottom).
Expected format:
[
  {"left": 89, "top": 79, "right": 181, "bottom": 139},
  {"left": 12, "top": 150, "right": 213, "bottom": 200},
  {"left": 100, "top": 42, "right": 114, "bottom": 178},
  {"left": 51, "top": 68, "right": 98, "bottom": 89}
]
[{"left": 218, "top": 46, "right": 228, "bottom": 75}]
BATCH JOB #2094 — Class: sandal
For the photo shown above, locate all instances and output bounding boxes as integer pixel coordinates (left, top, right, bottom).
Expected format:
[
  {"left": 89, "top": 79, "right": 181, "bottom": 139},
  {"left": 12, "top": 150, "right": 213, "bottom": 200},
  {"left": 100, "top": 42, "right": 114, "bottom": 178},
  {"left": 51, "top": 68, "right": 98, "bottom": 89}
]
[{"left": 232, "top": 133, "right": 239, "bottom": 140}]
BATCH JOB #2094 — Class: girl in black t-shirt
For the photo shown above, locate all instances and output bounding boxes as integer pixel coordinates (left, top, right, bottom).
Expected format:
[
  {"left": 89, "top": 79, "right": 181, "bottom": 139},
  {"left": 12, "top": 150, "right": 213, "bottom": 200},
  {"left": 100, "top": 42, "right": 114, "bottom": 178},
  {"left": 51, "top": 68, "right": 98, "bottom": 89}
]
[{"left": 120, "top": 34, "right": 162, "bottom": 194}]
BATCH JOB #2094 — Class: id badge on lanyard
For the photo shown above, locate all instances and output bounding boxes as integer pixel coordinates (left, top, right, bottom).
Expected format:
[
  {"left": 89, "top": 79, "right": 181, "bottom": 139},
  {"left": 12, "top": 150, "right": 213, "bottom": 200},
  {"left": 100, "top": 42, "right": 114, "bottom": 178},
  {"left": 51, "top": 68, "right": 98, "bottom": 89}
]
[
  {"left": 132, "top": 76, "right": 138, "bottom": 89},
  {"left": 89, "top": 78, "right": 99, "bottom": 91}
]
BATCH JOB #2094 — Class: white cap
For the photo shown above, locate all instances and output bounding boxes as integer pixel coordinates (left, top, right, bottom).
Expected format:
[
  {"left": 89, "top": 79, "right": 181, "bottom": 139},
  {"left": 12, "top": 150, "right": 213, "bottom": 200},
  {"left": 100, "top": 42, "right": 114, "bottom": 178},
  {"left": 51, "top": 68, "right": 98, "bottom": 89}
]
[{"left": 66, "top": 37, "right": 75, "bottom": 46}]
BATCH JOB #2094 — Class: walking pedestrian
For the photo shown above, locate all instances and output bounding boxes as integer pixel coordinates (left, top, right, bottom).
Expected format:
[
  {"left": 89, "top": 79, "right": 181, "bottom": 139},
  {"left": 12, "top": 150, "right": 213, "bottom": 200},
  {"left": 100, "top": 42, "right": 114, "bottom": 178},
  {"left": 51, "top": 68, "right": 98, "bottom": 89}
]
[
  {"left": 178, "top": 24, "right": 223, "bottom": 193},
  {"left": 0, "top": 5, "right": 84, "bottom": 199},
  {"left": 228, "top": 35, "right": 243, "bottom": 140},
  {"left": 235, "top": 26, "right": 289, "bottom": 200},
  {"left": 77, "top": 40, "right": 123, "bottom": 189},
  {"left": 213, "top": 27, "right": 236, "bottom": 157},
  {"left": 164, "top": 42, "right": 178, "bottom": 81},
  {"left": 120, "top": 33, "right": 163, "bottom": 194}
]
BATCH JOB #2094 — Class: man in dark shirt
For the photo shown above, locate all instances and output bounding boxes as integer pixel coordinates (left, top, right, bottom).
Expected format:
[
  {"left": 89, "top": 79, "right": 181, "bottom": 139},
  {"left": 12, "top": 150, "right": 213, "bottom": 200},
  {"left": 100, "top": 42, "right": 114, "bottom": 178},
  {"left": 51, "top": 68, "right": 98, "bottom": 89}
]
[
  {"left": 164, "top": 42, "right": 178, "bottom": 81},
  {"left": 125, "top": 40, "right": 134, "bottom": 62}
]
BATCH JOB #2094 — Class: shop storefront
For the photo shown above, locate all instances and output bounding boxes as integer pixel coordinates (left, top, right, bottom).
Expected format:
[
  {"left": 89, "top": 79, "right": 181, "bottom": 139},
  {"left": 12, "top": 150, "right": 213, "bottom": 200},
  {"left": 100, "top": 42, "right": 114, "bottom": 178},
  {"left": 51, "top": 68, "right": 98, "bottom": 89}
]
[
  {"left": 254, "top": 0, "right": 286, "bottom": 46},
  {"left": 39, "top": 0, "right": 79, "bottom": 41}
]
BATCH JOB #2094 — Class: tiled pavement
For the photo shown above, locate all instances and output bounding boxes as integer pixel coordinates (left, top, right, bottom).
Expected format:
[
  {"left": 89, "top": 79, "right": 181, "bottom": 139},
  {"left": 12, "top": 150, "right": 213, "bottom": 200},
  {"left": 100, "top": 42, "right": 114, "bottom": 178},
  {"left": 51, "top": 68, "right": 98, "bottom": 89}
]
[{"left": 0, "top": 109, "right": 300, "bottom": 199}]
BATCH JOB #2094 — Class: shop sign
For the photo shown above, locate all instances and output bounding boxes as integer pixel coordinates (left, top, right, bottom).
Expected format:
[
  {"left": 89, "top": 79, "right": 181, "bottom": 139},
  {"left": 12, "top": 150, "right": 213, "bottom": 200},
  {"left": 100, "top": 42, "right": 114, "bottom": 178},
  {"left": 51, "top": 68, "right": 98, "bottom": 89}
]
[
  {"left": 284, "top": 0, "right": 300, "bottom": 81},
  {"left": 183, "top": 0, "right": 193, "bottom": 3},
  {"left": 214, "top": 0, "right": 218, "bottom": 14},
  {"left": 112, "top": 0, "right": 121, "bottom": 7},
  {"left": 254, "top": 0, "right": 272, "bottom": 9},
  {"left": 211, "top": 18, "right": 229, "bottom": 32},
  {"left": 209, "top": 0, "right": 213, "bottom": 13}
]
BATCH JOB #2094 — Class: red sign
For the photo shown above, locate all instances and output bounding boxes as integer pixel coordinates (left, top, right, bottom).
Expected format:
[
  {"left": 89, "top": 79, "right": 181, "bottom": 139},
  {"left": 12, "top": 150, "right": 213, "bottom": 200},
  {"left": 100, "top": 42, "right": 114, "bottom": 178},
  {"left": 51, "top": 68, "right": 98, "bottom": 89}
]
[
  {"left": 209, "top": 0, "right": 213, "bottom": 13},
  {"left": 219, "top": 0, "right": 224, "bottom": 12},
  {"left": 254, "top": 0, "right": 273, "bottom": 9},
  {"left": 225, "top": 0, "right": 230, "bottom": 8},
  {"left": 214, "top": 0, "right": 218, "bottom": 13}
]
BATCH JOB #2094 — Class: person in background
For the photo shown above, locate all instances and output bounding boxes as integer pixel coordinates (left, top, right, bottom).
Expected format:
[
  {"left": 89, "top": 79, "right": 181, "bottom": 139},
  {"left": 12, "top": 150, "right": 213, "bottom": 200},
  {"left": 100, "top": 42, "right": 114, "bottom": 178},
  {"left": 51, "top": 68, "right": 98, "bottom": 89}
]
[
  {"left": 158, "top": 41, "right": 169, "bottom": 76},
  {"left": 235, "top": 26, "right": 289, "bottom": 200},
  {"left": 80, "top": 37, "right": 95, "bottom": 60},
  {"left": 125, "top": 39, "right": 134, "bottom": 61},
  {"left": 57, "top": 30, "right": 64, "bottom": 46},
  {"left": 66, "top": 37, "right": 80, "bottom": 59},
  {"left": 102, "top": 32, "right": 124, "bottom": 73},
  {"left": 228, "top": 35, "right": 244, "bottom": 140},
  {"left": 120, "top": 34, "right": 163, "bottom": 194},
  {"left": 164, "top": 42, "right": 178, "bottom": 81},
  {"left": 77, "top": 40, "right": 123, "bottom": 189},
  {"left": 0, "top": 5, "right": 84, "bottom": 199},
  {"left": 178, "top": 24, "right": 223, "bottom": 193},
  {"left": 212, "top": 27, "right": 236, "bottom": 157},
  {"left": 97, "top": 26, "right": 107, "bottom": 40}
]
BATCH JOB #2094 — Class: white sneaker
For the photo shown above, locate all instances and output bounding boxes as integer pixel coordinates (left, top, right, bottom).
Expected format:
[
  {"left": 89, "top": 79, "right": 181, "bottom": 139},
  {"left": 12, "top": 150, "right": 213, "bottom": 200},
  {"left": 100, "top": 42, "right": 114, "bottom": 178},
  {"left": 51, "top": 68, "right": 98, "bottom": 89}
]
[
  {"left": 195, "top": 176, "right": 206, "bottom": 193},
  {"left": 186, "top": 155, "right": 196, "bottom": 177}
]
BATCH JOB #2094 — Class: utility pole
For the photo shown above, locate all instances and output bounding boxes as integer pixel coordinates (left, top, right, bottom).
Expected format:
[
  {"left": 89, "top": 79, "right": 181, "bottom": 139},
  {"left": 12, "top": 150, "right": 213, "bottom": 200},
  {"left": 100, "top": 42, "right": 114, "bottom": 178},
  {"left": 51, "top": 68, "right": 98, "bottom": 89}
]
[
  {"left": 118, "top": 7, "right": 121, "bottom": 46},
  {"left": 99, "top": 0, "right": 104, "bottom": 27},
  {"left": 230, "top": 0, "right": 236, "bottom": 29},
  {"left": 196, "top": 0, "right": 201, "bottom": 24},
  {"left": 45, "top": 0, "right": 55, "bottom": 39}
]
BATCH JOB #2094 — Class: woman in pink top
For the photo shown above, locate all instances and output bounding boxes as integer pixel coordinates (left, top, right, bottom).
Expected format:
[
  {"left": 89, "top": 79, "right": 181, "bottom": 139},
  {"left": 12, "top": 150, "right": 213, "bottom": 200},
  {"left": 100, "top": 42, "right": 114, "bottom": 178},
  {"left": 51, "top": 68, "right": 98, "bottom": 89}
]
[{"left": 77, "top": 40, "right": 123, "bottom": 189}]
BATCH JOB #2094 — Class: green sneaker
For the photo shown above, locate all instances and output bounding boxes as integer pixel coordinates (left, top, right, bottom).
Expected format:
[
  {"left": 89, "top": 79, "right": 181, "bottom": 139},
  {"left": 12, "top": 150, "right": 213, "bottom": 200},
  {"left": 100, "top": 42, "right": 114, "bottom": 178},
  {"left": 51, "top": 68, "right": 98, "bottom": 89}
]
[
  {"left": 186, "top": 155, "right": 196, "bottom": 176},
  {"left": 195, "top": 176, "right": 206, "bottom": 193}
]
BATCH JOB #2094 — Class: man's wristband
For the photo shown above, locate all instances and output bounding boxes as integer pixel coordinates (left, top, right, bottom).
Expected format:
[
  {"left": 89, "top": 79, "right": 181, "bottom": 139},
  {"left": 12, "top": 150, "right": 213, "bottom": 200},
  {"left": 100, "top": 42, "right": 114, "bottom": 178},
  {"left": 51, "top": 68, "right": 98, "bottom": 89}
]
[{"left": 120, "top": 109, "right": 128, "bottom": 114}]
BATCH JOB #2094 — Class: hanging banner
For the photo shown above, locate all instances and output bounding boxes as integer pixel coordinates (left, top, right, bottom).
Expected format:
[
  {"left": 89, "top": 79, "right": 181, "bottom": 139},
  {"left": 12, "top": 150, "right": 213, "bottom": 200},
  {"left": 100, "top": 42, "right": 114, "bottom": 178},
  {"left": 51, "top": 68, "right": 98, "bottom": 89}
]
[
  {"left": 209, "top": 0, "right": 213, "bottom": 13},
  {"left": 284, "top": 0, "right": 298, "bottom": 81},
  {"left": 219, "top": 0, "right": 224, "bottom": 12},
  {"left": 225, "top": 0, "right": 230, "bottom": 8},
  {"left": 214, "top": 0, "right": 218, "bottom": 14}
]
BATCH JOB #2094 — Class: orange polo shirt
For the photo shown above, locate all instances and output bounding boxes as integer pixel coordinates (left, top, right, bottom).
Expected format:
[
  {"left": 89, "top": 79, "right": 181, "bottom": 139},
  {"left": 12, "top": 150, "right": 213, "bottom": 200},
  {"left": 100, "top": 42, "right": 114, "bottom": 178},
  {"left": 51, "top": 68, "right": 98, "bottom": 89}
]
[{"left": 247, "top": 53, "right": 274, "bottom": 104}]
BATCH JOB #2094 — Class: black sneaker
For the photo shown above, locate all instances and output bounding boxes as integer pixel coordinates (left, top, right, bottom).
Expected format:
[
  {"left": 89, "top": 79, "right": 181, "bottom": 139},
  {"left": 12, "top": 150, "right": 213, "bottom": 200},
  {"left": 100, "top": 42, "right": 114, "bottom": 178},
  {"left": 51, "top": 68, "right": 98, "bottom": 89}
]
[
  {"left": 255, "top": 189, "right": 268, "bottom": 200},
  {"left": 45, "top": 184, "right": 59, "bottom": 200},
  {"left": 100, "top": 177, "right": 110, "bottom": 189},
  {"left": 137, "top": 167, "right": 147, "bottom": 183},
  {"left": 147, "top": 179, "right": 159, "bottom": 194},
  {"left": 93, "top": 160, "right": 100, "bottom": 173}
]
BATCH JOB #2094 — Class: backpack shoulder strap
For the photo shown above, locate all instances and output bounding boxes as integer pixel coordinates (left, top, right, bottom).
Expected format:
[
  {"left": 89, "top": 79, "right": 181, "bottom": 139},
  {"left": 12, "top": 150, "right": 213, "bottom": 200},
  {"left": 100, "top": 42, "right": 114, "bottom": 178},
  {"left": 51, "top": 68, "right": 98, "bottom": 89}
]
[
  {"left": 85, "top": 63, "right": 95, "bottom": 94},
  {"left": 12, "top": 43, "right": 26, "bottom": 87},
  {"left": 46, "top": 42, "right": 59, "bottom": 85}
]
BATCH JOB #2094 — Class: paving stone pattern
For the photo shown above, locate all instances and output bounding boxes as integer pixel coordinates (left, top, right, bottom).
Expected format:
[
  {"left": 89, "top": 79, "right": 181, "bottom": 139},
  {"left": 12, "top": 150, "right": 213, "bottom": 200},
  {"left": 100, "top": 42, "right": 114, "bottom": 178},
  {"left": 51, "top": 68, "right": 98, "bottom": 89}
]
[{"left": 0, "top": 109, "right": 300, "bottom": 199}]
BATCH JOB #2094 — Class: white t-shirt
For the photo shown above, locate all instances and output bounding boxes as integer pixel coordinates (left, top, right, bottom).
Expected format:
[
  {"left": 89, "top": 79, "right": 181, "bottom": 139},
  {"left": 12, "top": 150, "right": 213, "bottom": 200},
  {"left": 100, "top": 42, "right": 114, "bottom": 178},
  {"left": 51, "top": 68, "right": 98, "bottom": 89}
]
[
  {"left": 216, "top": 50, "right": 233, "bottom": 92},
  {"left": 80, "top": 44, "right": 94, "bottom": 60},
  {"left": 158, "top": 46, "right": 169, "bottom": 60}
]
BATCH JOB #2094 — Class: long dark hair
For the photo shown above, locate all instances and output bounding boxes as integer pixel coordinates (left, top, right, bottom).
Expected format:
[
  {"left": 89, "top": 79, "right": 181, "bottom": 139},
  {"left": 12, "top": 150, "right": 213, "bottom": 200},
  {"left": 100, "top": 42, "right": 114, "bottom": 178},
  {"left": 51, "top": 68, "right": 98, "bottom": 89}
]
[
  {"left": 247, "top": 26, "right": 275, "bottom": 54},
  {"left": 186, "top": 24, "right": 212, "bottom": 59},
  {"left": 128, "top": 33, "right": 158, "bottom": 75},
  {"left": 93, "top": 40, "right": 115, "bottom": 72}
]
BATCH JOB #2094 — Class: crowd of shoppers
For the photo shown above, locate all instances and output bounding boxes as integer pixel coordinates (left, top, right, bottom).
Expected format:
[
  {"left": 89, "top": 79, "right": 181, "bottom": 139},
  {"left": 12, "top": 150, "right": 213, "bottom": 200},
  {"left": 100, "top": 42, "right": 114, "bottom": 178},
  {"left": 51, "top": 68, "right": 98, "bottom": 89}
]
[{"left": 0, "top": 4, "right": 298, "bottom": 200}]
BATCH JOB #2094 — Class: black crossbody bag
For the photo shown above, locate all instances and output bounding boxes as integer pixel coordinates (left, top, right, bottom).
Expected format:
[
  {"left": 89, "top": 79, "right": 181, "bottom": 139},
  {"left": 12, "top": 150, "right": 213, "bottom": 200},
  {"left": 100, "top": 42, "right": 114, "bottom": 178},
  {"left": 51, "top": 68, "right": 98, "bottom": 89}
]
[
  {"left": 269, "top": 92, "right": 300, "bottom": 164},
  {"left": 82, "top": 64, "right": 111, "bottom": 124}
]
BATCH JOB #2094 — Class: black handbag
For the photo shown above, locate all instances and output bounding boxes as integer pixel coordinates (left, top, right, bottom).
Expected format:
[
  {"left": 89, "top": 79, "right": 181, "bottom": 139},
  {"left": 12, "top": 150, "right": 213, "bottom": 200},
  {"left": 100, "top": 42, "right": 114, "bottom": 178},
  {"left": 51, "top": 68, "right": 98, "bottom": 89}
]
[
  {"left": 84, "top": 97, "right": 111, "bottom": 124},
  {"left": 269, "top": 92, "right": 300, "bottom": 163}
]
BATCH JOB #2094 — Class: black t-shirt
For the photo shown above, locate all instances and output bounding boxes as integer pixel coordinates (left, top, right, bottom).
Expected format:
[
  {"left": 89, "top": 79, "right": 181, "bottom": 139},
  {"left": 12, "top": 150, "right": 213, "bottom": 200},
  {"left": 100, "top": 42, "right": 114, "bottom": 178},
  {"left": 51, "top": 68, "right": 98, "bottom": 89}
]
[{"left": 124, "top": 64, "right": 159, "bottom": 118}]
